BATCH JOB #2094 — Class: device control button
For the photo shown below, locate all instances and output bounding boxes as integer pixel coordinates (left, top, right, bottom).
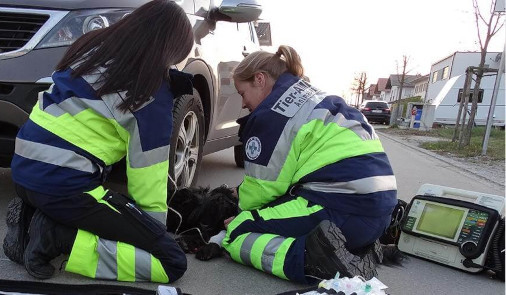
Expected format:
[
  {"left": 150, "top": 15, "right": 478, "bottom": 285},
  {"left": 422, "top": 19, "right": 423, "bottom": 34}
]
[{"left": 459, "top": 241, "right": 480, "bottom": 259}]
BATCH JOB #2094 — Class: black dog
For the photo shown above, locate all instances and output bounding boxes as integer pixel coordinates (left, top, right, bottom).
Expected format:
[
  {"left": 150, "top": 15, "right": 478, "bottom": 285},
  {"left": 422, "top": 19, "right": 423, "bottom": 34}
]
[{"left": 166, "top": 185, "right": 238, "bottom": 253}]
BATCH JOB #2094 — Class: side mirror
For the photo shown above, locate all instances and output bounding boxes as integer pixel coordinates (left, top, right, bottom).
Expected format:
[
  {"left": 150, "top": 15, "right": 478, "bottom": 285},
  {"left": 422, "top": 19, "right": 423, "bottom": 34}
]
[{"left": 209, "top": 0, "right": 262, "bottom": 23}]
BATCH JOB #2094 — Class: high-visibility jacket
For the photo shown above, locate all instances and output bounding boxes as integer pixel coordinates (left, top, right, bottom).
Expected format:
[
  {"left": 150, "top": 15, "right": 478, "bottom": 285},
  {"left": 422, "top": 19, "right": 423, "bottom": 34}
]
[
  {"left": 236, "top": 72, "right": 397, "bottom": 216},
  {"left": 11, "top": 65, "right": 193, "bottom": 282}
]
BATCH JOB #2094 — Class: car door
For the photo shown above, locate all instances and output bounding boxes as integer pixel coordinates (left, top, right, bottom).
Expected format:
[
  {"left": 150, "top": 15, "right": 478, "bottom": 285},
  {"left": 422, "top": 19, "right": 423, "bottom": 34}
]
[{"left": 194, "top": 6, "right": 260, "bottom": 143}]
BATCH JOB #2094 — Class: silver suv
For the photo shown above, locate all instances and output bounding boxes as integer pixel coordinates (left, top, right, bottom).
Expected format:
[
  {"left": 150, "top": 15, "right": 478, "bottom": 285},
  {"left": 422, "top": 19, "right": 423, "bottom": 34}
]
[{"left": 0, "top": 0, "right": 263, "bottom": 187}]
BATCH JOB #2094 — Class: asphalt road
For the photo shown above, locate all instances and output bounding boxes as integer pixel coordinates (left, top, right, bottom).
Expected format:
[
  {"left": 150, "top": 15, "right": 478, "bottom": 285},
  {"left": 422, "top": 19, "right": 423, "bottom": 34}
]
[{"left": 0, "top": 127, "right": 504, "bottom": 294}]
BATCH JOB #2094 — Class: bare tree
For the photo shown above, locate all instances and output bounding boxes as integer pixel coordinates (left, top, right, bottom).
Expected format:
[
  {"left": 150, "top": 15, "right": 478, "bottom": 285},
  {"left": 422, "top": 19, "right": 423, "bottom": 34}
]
[
  {"left": 351, "top": 72, "right": 368, "bottom": 107},
  {"left": 392, "top": 55, "right": 410, "bottom": 123},
  {"left": 459, "top": 0, "right": 504, "bottom": 147}
]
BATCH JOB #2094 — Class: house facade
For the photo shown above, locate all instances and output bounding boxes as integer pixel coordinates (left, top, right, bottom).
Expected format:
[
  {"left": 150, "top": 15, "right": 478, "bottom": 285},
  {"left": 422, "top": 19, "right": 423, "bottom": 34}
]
[
  {"left": 412, "top": 74, "right": 429, "bottom": 100},
  {"left": 425, "top": 51, "right": 505, "bottom": 126},
  {"left": 375, "top": 78, "right": 389, "bottom": 101},
  {"left": 364, "top": 84, "right": 380, "bottom": 100},
  {"left": 385, "top": 74, "right": 420, "bottom": 103}
]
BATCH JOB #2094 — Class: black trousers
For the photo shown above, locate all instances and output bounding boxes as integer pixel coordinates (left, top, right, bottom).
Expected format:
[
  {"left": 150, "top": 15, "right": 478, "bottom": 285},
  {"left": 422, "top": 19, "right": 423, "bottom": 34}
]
[{"left": 15, "top": 184, "right": 187, "bottom": 282}]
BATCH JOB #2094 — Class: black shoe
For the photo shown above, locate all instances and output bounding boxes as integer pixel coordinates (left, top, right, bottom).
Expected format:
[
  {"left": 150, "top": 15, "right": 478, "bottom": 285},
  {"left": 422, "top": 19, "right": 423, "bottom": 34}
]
[
  {"left": 24, "top": 210, "right": 77, "bottom": 279},
  {"left": 3, "top": 197, "right": 34, "bottom": 264},
  {"left": 304, "top": 220, "right": 379, "bottom": 281}
]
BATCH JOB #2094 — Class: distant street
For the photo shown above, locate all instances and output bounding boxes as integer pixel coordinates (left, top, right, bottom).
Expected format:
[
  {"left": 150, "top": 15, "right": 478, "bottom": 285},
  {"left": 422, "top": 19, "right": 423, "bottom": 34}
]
[{"left": 0, "top": 127, "right": 504, "bottom": 294}]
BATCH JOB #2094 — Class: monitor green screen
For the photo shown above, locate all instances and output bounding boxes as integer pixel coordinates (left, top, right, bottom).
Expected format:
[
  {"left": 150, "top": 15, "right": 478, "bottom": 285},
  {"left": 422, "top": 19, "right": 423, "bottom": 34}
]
[{"left": 416, "top": 203, "right": 465, "bottom": 239}]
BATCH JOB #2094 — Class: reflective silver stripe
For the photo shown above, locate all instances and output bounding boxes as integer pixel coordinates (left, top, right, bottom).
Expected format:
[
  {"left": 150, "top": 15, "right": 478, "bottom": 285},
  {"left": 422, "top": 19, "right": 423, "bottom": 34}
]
[
  {"left": 95, "top": 239, "right": 118, "bottom": 280},
  {"left": 82, "top": 70, "right": 104, "bottom": 90},
  {"left": 307, "top": 109, "right": 379, "bottom": 141},
  {"left": 261, "top": 236, "right": 285, "bottom": 274},
  {"left": 301, "top": 175, "right": 397, "bottom": 195},
  {"left": 39, "top": 77, "right": 168, "bottom": 168},
  {"left": 135, "top": 248, "right": 152, "bottom": 281},
  {"left": 147, "top": 211, "right": 167, "bottom": 226},
  {"left": 15, "top": 138, "right": 97, "bottom": 173},
  {"left": 239, "top": 233, "right": 260, "bottom": 266},
  {"left": 244, "top": 92, "right": 325, "bottom": 181},
  {"left": 42, "top": 96, "right": 114, "bottom": 119},
  {"left": 96, "top": 239, "right": 153, "bottom": 281},
  {"left": 101, "top": 92, "right": 169, "bottom": 168}
]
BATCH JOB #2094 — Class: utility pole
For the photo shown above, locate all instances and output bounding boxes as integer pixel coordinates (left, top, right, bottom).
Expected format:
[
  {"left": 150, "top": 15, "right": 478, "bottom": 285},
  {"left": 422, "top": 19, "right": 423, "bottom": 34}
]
[
  {"left": 482, "top": 47, "right": 505, "bottom": 155},
  {"left": 482, "top": 1, "right": 505, "bottom": 155}
]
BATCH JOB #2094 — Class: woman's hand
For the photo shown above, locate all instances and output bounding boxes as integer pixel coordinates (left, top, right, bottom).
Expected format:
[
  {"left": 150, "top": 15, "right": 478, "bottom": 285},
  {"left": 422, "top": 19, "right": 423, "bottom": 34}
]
[
  {"left": 224, "top": 216, "right": 235, "bottom": 229},
  {"left": 231, "top": 187, "right": 238, "bottom": 198}
]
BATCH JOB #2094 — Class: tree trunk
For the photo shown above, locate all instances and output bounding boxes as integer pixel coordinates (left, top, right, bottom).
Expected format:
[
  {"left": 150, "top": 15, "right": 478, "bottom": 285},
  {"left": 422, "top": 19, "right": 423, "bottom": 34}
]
[
  {"left": 461, "top": 51, "right": 487, "bottom": 147},
  {"left": 453, "top": 68, "right": 472, "bottom": 142},
  {"left": 462, "top": 71, "right": 484, "bottom": 146},
  {"left": 458, "top": 86, "right": 470, "bottom": 146}
]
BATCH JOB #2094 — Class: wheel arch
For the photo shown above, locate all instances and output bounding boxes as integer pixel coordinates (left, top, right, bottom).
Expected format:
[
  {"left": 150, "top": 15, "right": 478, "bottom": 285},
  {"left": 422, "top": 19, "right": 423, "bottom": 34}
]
[{"left": 181, "top": 59, "right": 215, "bottom": 141}]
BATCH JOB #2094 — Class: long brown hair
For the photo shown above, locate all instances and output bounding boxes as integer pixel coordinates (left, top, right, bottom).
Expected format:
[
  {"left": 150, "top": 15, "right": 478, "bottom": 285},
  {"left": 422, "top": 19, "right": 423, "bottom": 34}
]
[
  {"left": 56, "top": 0, "right": 194, "bottom": 112},
  {"left": 233, "top": 45, "right": 304, "bottom": 82}
]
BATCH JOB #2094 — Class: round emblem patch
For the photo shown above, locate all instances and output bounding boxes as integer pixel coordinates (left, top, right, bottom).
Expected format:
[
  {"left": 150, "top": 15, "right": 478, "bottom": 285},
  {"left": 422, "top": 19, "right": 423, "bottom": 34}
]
[{"left": 245, "top": 136, "right": 262, "bottom": 160}]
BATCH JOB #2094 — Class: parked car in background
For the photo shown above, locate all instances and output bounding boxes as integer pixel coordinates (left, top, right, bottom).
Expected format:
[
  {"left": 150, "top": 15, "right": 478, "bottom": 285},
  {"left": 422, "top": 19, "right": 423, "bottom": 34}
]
[
  {"left": 0, "top": 0, "right": 263, "bottom": 188},
  {"left": 359, "top": 100, "right": 391, "bottom": 124}
]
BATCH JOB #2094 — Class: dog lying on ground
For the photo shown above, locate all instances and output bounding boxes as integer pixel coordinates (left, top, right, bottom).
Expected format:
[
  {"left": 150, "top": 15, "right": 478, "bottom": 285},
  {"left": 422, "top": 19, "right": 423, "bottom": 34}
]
[{"left": 166, "top": 185, "right": 239, "bottom": 253}]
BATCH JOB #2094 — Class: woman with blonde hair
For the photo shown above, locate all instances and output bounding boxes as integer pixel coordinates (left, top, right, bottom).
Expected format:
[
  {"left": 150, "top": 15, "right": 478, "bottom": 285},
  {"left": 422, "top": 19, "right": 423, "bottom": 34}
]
[{"left": 198, "top": 45, "right": 398, "bottom": 283}]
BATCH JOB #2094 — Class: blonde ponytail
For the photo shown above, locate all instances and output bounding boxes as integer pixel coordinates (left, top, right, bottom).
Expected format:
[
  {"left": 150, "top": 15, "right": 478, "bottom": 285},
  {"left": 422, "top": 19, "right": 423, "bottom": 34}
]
[{"left": 233, "top": 45, "right": 304, "bottom": 81}]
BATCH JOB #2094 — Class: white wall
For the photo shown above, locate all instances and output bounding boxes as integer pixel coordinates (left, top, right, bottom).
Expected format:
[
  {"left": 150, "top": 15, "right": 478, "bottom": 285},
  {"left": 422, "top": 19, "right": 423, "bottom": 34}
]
[
  {"left": 413, "top": 79, "right": 428, "bottom": 99},
  {"left": 427, "top": 52, "right": 505, "bottom": 125},
  {"left": 426, "top": 54, "right": 454, "bottom": 103},
  {"left": 388, "top": 86, "right": 414, "bottom": 102},
  {"left": 380, "top": 90, "right": 390, "bottom": 101}
]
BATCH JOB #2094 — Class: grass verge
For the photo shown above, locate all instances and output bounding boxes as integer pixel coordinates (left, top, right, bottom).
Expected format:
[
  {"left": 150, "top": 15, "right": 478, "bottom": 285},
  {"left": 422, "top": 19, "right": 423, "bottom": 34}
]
[{"left": 383, "top": 126, "right": 505, "bottom": 161}]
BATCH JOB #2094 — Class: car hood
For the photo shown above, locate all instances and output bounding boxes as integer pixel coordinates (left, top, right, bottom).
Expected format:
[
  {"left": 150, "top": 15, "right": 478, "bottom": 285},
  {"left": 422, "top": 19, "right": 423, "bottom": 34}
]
[{"left": 0, "top": 0, "right": 149, "bottom": 10}]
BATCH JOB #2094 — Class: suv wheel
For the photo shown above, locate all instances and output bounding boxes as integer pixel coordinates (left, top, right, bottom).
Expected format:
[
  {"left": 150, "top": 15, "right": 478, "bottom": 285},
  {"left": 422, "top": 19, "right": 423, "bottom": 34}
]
[
  {"left": 234, "top": 144, "right": 244, "bottom": 168},
  {"left": 169, "top": 89, "right": 205, "bottom": 190}
]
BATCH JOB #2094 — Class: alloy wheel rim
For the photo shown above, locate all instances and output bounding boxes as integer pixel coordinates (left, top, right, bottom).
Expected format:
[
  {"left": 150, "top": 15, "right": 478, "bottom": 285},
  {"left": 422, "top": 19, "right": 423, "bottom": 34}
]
[{"left": 174, "top": 111, "right": 199, "bottom": 189}]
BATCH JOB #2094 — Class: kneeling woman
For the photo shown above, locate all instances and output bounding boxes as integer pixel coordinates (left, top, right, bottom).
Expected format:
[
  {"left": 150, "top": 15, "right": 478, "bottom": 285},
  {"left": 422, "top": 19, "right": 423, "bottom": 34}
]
[
  {"left": 201, "top": 45, "right": 397, "bottom": 283},
  {"left": 5, "top": 0, "right": 193, "bottom": 283}
]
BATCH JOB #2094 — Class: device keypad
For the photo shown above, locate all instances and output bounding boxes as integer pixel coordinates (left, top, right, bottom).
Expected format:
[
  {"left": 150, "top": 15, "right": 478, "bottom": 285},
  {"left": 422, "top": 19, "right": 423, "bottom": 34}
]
[{"left": 457, "top": 210, "right": 489, "bottom": 244}]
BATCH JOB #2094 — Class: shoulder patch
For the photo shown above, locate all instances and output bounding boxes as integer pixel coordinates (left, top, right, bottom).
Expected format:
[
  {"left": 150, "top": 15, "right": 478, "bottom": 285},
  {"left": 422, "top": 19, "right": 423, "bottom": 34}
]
[
  {"left": 271, "top": 79, "right": 319, "bottom": 117},
  {"left": 245, "top": 136, "right": 262, "bottom": 160}
]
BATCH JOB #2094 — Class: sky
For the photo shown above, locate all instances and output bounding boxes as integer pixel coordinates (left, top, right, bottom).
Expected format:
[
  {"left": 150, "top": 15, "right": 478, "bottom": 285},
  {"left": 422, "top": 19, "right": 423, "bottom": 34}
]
[{"left": 260, "top": 0, "right": 505, "bottom": 104}]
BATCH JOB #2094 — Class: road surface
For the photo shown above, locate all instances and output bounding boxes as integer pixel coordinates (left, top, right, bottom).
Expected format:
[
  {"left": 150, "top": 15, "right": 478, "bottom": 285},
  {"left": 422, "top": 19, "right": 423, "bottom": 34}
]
[{"left": 0, "top": 128, "right": 504, "bottom": 294}]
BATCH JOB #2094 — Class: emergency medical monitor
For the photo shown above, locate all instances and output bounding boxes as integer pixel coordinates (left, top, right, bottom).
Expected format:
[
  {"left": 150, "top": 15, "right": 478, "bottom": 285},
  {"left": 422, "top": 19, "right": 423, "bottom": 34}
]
[
  {"left": 402, "top": 196, "right": 498, "bottom": 248},
  {"left": 399, "top": 194, "right": 501, "bottom": 272}
]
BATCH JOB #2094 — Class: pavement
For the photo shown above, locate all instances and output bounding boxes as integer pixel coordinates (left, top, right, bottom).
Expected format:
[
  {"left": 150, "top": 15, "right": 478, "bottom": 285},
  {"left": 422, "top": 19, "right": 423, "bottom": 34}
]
[{"left": 0, "top": 125, "right": 504, "bottom": 294}]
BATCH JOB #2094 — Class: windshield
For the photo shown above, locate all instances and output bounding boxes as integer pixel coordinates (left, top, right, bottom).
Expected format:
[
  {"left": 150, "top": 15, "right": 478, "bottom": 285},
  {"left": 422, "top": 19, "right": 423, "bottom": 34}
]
[{"left": 365, "top": 102, "right": 388, "bottom": 109}]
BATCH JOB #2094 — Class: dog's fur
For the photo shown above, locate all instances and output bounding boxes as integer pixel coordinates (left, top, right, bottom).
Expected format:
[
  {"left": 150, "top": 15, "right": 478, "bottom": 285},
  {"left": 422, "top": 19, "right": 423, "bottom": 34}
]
[{"left": 166, "top": 185, "right": 238, "bottom": 253}]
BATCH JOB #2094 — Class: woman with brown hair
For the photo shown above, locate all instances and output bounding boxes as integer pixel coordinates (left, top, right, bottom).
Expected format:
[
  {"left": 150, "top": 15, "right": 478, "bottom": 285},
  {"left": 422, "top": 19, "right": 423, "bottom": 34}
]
[{"left": 4, "top": 0, "right": 194, "bottom": 283}]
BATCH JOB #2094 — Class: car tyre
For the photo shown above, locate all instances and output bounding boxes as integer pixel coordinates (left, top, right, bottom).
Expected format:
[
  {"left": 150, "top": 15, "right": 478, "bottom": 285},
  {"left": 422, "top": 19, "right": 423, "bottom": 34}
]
[
  {"left": 234, "top": 144, "right": 245, "bottom": 168},
  {"left": 169, "top": 88, "right": 205, "bottom": 192}
]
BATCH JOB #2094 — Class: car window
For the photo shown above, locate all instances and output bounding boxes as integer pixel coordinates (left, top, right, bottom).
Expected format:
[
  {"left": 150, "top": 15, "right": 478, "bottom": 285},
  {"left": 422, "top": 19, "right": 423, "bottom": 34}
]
[{"left": 365, "top": 102, "right": 388, "bottom": 109}]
